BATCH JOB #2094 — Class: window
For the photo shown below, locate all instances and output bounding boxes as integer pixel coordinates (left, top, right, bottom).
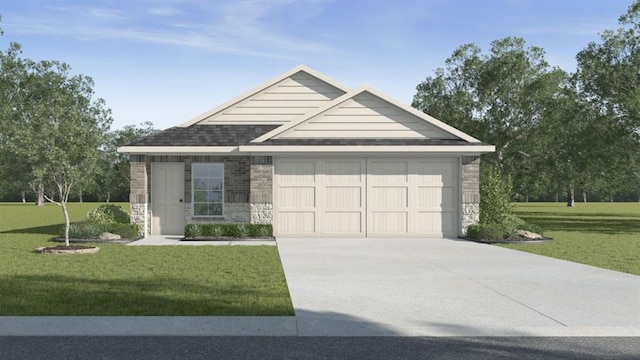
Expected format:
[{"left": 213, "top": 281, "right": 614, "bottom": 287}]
[{"left": 192, "top": 163, "right": 224, "bottom": 216}]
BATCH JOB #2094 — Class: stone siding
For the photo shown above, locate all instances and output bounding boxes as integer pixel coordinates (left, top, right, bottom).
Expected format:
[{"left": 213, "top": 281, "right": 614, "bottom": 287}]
[
  {"left": 461, "top": 155, "right": 480, "bottom": 235},
  {"left": 250, "top": 156, "right": 273, "bottom": 224},
  {"left": 129, "top": 156, "right": 149, "bottom": 236}
]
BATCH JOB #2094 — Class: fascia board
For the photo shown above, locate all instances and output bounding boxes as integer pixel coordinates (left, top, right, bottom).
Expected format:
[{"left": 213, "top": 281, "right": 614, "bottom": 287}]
[
  {"left": 239, "top": 145, "right": 496, "bottom": 153},
  {"left": 117, "top": 146, "right": 242, "bottom": 154}
]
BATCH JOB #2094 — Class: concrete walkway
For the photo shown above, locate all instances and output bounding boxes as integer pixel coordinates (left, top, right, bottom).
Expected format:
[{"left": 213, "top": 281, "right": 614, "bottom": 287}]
[
  {"left": 126, "top": 235, "right": 276, "bottom": 246},
  {"left": 277, "top": 238, "right": 640, "bottom": 337}
]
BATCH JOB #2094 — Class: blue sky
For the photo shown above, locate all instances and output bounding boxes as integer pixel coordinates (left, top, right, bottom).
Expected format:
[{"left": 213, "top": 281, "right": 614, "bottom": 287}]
[{"left": 1, "top": 0, "right": 633, "bottom": 130}]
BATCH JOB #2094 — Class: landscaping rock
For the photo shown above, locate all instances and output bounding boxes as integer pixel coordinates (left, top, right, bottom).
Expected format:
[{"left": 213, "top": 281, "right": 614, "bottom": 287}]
[
  {"left": 99, "top": 232, "right": 121, "bottom": 240},
  {"left": 514, "top": 230, "right": 543, "bottom": 240}
]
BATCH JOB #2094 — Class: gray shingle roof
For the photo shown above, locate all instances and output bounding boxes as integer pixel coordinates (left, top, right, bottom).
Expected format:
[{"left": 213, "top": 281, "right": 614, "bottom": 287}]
[
  {"left": 125, "top": 125, "right": 280, "bottom": 146},
  {"left": 125, "top": 124, "right": 485, "bottom": 147}
]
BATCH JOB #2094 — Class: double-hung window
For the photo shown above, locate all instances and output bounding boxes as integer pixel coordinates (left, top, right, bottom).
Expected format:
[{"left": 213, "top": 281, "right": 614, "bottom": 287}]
[{"left": 192, "top": 163, "right": 224, "bottom": 216}]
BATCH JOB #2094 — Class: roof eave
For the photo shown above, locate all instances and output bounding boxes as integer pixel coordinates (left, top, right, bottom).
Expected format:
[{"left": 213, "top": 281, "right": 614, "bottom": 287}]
[
  {"left": 117, "top": 146, "right": 244, "bottom": 155},
  {"left": 238, "top": 145, "right": 496, "bottom": 153}
]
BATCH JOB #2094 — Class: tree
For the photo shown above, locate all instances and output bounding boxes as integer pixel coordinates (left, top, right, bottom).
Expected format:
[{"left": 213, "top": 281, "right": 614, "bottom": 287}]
[
  {"left": 95, "top": 122, "right": 158, "bottom": 202},
  {"left": 575, "top": 0, "right": 640, "bottom": 201},
  {"left": 3, "top": 45, "right": 112, "bottom": 245},
  {"left": 412, "top": 37, "right": 568, "bottom": 169}
]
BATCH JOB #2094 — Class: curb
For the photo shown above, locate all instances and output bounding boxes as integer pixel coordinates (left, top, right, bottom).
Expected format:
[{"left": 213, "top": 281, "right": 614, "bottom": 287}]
[{"left": 0, "top": 316, "right": 297, "bottom": 336}]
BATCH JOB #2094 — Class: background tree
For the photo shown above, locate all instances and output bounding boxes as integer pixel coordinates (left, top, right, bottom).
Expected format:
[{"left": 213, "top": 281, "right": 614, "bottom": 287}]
[
  {"left": 95, "top": 122, "right": 158, "bottom": 202},
  {"left": 575, "top": 0, "right": 640, "bottom": 202}
]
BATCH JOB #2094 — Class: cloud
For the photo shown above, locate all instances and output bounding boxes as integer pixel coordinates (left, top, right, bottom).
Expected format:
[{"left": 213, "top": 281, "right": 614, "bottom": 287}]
[
  {"left": 5, "top": 0, "right": 332, "bottom": 58},
  {"left": 519, "top": 21, "right": 616, "bottom": 37}
]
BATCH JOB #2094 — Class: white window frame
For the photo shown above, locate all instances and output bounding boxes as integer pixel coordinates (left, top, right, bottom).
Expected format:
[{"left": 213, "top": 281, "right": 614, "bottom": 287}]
[{"left": 191, "top": 163, "right": 224, "bottom": 217}]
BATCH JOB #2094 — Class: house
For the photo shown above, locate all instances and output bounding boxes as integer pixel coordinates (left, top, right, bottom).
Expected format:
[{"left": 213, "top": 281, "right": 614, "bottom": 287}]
[{"left": 117, "top": 65, "right": 494, "bottom": 238}]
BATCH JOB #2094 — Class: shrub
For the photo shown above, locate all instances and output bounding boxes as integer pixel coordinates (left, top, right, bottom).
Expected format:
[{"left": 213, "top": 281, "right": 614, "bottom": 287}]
[
  {"left": 235, "top": 224, "right": 250, "bottom": 238},
  {"left": 183, "top": 223, "right": 273, "bottom": 238},
  {"left": 465, "top": 224, "right": 482, "bottom": 238},
  {"left": 480, "top": 165, "right": 514, "bottom": 226},
  {"left": 500, "top": 214, "right": 526, "bottom": 234},
  {"left": 67, "top": 222, "right": 109, "bottom": 239},
  {"left": 110, "top": 224, "right": 140, "bottom": 239},
  {"left": 477, "top": 224, "right": 506, "bottom": 240},
  {"left": 184, "top": 224, "right": 201, "bottom": 238},
  {"left": 465, "top": 223, "right": 505, "bottom": 240},
  {"left": 516, "top": 223, "right": 544, "bottom": 236},
  {"left": 84, "top": 205, "right": 130, "bottom": 225},
  {"left": 249, "top": 224, "right": 273, "bottom": 238}
]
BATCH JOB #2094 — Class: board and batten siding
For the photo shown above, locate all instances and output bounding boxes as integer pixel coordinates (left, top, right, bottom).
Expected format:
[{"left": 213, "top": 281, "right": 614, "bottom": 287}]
[
  {"left": 200, "top": 72, "right": 345, "bottom": 124},
  {"left": 276, "top": 92, "right": 458, "bottom": 139}
]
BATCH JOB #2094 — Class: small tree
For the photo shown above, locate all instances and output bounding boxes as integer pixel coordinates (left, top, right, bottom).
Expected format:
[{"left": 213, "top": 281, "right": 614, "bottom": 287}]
[
  {"left": 480, "top": 164, "right": 516, "bottom": 230},
  {"left": 3, "top": 46, "right": 112, "bottom": 245}
]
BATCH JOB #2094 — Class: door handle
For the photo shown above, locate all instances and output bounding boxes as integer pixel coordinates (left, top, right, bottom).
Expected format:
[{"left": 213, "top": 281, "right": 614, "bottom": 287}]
[{"left": 179, "top": 199, "right": 183, "bottom": 203}]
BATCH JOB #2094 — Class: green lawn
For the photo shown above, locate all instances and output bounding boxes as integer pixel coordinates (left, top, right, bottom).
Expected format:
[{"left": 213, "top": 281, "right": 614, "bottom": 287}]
[
  {"left": 500, "top": 202, "right": 640, "bottom": 276},
  {"left": 0, "top": 202, "right": 294, "bottom": 316}
]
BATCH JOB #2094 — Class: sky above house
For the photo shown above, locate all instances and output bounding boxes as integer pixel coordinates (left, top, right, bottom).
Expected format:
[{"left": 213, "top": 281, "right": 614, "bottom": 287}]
[{"left": 0, "top": 0, "right": 633, "bottom": 130}]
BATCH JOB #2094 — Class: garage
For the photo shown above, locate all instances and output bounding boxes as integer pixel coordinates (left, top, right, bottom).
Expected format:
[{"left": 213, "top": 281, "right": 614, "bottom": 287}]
[{"left": 274, "top": 156, "right": 458, "bottom": 238}]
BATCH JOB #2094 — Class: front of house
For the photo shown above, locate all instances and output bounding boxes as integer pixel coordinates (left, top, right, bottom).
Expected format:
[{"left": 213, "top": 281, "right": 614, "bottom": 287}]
[{"left": 118, "top": 65, "right": 494, "bottom": 238}]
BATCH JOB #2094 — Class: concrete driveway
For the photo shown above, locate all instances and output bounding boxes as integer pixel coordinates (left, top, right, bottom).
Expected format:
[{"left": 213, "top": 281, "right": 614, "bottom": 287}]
[{"left": 277, "top": 238, "right": 640, "bottom": 337}]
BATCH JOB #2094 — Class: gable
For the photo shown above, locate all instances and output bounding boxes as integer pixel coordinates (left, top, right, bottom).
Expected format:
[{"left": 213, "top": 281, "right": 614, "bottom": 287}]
[
  {"left": 181, "top": 67, "right": 347, "bottom": 126},
  {"left": 274, "top": 92, "right": 458, "bottom": 139}
]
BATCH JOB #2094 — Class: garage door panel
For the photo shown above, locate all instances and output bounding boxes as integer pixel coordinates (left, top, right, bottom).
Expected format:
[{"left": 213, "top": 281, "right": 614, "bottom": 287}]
[
  {"left": 369, "top": 161, "right": 408, "bottom": 182},
  {"left": 325, "top": 161, "right": 363, "bottom": 183},
  {"left": 417, "top": 161, "right": 455, "bottom": 185},
  {"left": 417, "top": 187, "right": 455, "bottom": 208},
  {"left": 278, "top": 161, "right": 316, "bottom": 182},
  {"left": 371, "top": 212, "right": 408, "bottom": 233},
  {"left": 415, "top": 211, "right": 456, "bottom": 235},
  {"left": 370, "top": 186, "right": 408, "bottom": 207},
  {"left": 324, "top": 212, "right": 362, "bottom": 234},
  {"left": 325, "top": 186, "right": 362, "bottom": 208},
  {"left": 278, "top": 212, "right": 315, "bottom": 233},
  {"left": 278, "top": 186, "right": 316, "bottom": 208}
]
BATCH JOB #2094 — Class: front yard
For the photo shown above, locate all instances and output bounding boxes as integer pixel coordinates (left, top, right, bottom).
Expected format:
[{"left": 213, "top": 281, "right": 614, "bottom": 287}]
[
  {"left": 501, "top": 202, "right": 640, "bottom": 276},
  {"left": 0, "top": 203, "right": 293, "bottom": 316}
]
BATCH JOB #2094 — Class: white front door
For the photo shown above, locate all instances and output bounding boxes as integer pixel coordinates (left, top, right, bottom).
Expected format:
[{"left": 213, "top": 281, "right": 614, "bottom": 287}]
[{"left": 152, "top": 162, "right": 185, "bottom": 235}]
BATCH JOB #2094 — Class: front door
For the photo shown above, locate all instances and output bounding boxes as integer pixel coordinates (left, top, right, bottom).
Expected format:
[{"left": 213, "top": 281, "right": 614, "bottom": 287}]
[{"left": 152, "top": 162, "right": 185, "bottom": 235}]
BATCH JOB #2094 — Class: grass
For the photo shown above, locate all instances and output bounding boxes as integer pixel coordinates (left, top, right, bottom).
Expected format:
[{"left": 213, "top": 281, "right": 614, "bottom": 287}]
[
  {"left": 0, "top": 202, "right": 294, "bottom": 316},
  {"left": 499, "top": 202, "right": 640, "bottom": 276}
]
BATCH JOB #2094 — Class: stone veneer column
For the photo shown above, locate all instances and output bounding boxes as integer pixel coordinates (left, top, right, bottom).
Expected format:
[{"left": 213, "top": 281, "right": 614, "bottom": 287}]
[
  {"left": 461, "top": 155, "right": 480, "bottom": 235},
  {"left": 129, "top": 155, "right": 149, "bottom": 236},
  {"left": 250, "top": 156, "right": 273, "bottom": 224}
]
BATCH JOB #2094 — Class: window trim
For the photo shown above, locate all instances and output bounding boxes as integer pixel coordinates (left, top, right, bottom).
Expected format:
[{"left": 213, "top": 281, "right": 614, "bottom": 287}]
[{"left": 191, "top": 162, "right": 224, "bottom": 218}]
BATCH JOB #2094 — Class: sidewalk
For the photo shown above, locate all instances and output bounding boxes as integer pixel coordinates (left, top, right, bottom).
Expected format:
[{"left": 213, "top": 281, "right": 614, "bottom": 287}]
[{"left": 126, "top": 235, "right": 276, "bottom": 246}]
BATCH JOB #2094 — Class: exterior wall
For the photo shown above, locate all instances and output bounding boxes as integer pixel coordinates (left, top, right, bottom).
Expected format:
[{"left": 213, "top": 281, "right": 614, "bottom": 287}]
[
  {"left": 201, "top": 72, "right": 345, "bottom": 124},
  {"left": 277, "top": 92, "right": 456, "bottom": 140},
  {"left": 250, "top": 156, "right": 274, "bottom": 224},
  {"left": 129, "top": 155, "right": 149, "bottom": 236},
  {"left": 461, "top": 155, "right": 481, "bottom": 235},
  {"left": 131, "top": 155, "right": 274, "bottom": 235}
]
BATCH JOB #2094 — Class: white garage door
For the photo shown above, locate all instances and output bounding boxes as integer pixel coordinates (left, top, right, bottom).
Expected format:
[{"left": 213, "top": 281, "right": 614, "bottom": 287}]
[{"left": 274, "top": 157, "right": 458, "bottom": 238}]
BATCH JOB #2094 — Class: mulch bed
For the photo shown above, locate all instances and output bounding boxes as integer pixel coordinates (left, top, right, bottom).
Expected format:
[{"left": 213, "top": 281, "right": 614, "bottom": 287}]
[
  {"left": 50, "top": 237, "right": 140, "bottom": 243},
  {"left": 182, "top": 236, "right": 275, "bottom": 241},
  {"left": 34, "top": 245, "right": 101, "bottom": 254},
  {"left": 460, "top": 236, "right": 553, "bottom": 244}
]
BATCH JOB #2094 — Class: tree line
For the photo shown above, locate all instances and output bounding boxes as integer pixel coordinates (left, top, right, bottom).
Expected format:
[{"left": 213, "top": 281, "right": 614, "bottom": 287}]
[
  {"left": 0, "top": 32, "right": 157, "bottom": 204},
  {"left": 412, "top": 2, "right": 640, "bottom": 204}
]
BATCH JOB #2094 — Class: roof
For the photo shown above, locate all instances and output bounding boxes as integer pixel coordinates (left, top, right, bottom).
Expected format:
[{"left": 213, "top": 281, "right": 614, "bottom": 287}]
[
  {"left": 124, "top": 125, "right": 279, "bottom": 147},
  {"left": 117, "top": 65, "right": 496, "bottom": 155}
]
